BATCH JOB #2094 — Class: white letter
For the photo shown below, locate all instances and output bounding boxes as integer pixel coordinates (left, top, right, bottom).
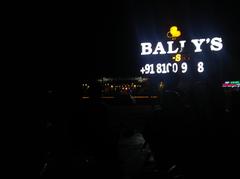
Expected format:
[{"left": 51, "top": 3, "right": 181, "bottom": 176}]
[
  {"left": 172, "top": 63, "right": 178, "bottom": 73},
  {"left": 141, "top": 43, "right": 152, "bottom": 55},
  {"left": 162, "top": 63, "right": 167, "bottom": 73},
  {"left": 167, "top": 41, "right": 179, "bottom": 54},
  {"left": 197, "top": 61, "right": 204, "bottom": 73},
  {"left": 166, "top": 63, "right": 172, "bottom": 73},
  {"left": 210, "top": 37, "right": 223, "bottom": 51},
  {"left": 181, "top": 62, "right": 188, "bottom": 73},
  {"left": 191, "top": 39, "right": 206, "bottom": 52},
  {"left": 152, "top": 42, "right": 166, "bottom": 55},
  {"left": 179, "top": 40, "right": 186, "bottom": 52}
]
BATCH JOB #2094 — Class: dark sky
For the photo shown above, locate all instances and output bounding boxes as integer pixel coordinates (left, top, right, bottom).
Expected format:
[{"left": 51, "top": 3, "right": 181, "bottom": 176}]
[{"left": 41, "top": 0, "right": 240, "bottom": 86}]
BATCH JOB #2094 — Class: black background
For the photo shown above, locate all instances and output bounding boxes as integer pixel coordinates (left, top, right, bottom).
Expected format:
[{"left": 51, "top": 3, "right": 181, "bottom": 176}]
[{"left": 39, "top": 0, "right": 240, "bottom": 86}]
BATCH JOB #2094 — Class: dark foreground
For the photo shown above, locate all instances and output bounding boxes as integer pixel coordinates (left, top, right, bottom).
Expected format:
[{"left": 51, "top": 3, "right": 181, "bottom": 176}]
[{"left": 41, "top": 94, "right": 240, "bottom": 179}]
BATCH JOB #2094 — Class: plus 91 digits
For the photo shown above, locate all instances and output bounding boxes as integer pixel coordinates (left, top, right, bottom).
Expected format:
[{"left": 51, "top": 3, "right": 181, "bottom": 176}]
[{"left": 140, "top": 62, "right": 204, "bottom": 74}]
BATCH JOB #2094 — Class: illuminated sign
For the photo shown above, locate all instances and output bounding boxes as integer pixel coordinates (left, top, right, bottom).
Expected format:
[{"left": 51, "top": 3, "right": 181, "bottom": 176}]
[
  {"left": 222, "top": 81, "right": 240, "bottom": 88},
  {"left": 140, "top": 37, "right": 222, "bottom": 55},
  {"left": 140, "top": 26, "right": 223, "bottom": 75}
]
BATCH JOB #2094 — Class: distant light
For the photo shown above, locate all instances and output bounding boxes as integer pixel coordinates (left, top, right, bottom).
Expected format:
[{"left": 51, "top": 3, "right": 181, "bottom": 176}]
[
  {"left": 102, "top": 77, "right": 111, "bottom": 82},
  {"left": 159, "top": 81, "right": 164, "bottom": 89},
  {"left": 135, "top": 77, "right": 148, "bottom": 82},
  {"left": 222, "top": 81, "right": 240, "bottom": 88},
  {"left": 82, "top": 97, "right": 89, "bottom": 99}
]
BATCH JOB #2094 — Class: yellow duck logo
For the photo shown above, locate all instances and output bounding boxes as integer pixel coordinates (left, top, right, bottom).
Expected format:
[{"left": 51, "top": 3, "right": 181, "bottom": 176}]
[{"left": 167, "top": 26, "right": 181, "bottom": 40}]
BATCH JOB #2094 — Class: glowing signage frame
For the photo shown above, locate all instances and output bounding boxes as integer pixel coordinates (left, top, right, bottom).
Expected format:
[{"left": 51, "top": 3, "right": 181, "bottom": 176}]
[
  {"left": 139, "top": 26, "right": 223, "bottom": 75},
  {"left": 222, "top": 81, "right": 240, "bottom": 88}
]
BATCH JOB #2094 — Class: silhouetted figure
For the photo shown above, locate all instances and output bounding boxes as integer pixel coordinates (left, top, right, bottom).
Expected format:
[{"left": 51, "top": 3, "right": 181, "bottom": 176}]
[
  {"left": 71, "top": 81, "right": 121, "bottom": 179},
  {"left": 143, "top": 90, "right": 189, "bottom": 178},
  {"left": 41, "top": 82, "right": 75, "bottom": 178},
  {"left": 231, "top": 90, "right": 240, "bottom": 116}
]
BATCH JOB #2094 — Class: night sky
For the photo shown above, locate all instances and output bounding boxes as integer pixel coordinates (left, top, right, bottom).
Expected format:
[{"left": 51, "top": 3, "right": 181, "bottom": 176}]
[{"left": 41, "top": 0, "right": 240, "bottom": 87}]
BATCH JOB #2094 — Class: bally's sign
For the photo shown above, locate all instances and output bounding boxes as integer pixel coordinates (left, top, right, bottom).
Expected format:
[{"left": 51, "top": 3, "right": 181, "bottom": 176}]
[{"left": 139, "top": 26, "right": 223, "bottom": 74}]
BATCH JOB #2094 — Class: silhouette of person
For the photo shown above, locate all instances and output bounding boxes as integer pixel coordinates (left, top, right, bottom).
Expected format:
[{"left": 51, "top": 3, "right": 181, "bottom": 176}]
[
  {"left": 71, "top": 80, "right": 121, "bottom": 178},
  {"left": 143, "top": 89, "right": 188, "bottom": 177}
]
